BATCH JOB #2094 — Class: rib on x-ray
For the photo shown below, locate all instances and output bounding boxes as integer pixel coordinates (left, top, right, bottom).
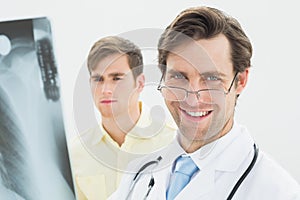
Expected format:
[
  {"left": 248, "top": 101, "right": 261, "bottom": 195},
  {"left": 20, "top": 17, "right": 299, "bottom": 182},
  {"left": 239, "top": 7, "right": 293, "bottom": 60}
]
[
  {"left": 0, "top": 18, "right": 75, "bottom": 200},
  {"left": 0, "top": 86, "right": 33, "bottom": 200}
]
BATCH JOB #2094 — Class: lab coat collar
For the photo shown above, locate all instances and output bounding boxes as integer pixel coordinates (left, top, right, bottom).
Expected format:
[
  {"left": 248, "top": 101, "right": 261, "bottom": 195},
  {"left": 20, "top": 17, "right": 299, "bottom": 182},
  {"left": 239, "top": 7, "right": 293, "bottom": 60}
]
[
  {"left": 188, "top": 122, "right": 255, "bottom": 172},
  {"left": 152, "top": 122, "right": 247, "bottom": 172},
  {"left": 148, "top": 138, "right": 215, "bottom": 199},
  {"left": 168, "top": 122, "right": 255, "bottom": 199},
  {"left": 214, "top": 124, "right": 254, "bottom": 172},
  {"left": 175, "top": 167, "right": 215, "bottom": 199},
  {"left": 152, "top": 122, "right": 254, "bottom": 173}
]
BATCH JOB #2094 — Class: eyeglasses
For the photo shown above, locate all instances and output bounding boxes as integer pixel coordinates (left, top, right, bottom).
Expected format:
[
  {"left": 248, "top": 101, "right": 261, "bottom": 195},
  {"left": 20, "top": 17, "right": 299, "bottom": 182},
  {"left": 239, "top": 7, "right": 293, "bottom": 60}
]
[{"left": 157, "top": 72, "right": 238, "bottom": 104}]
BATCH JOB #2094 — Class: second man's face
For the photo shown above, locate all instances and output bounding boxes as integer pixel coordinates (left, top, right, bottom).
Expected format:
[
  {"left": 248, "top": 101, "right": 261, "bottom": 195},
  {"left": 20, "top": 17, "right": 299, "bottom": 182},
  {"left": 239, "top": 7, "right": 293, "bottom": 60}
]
[{"left": 90, "top": 53, "right": 142, "bottom": 119}]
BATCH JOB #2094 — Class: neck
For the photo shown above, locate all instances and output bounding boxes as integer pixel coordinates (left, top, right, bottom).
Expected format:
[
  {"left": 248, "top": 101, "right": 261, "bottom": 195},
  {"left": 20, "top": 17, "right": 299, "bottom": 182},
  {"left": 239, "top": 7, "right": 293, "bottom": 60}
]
[{"left": 102, "top": 102, "right": 141, "bottom": 147}]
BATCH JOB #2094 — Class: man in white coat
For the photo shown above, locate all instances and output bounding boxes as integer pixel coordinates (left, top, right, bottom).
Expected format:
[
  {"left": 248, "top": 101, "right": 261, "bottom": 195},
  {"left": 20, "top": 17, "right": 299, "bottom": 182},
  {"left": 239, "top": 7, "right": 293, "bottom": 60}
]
[{"left": 109, "top": 6, "right": 300, "bottom": 200}]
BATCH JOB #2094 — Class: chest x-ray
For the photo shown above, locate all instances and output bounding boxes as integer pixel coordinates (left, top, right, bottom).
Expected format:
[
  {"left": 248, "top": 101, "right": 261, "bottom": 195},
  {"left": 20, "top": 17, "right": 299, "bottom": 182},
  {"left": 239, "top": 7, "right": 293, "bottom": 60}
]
[{"left": 0, "top": 18, "right": 75, "bottom": 200}]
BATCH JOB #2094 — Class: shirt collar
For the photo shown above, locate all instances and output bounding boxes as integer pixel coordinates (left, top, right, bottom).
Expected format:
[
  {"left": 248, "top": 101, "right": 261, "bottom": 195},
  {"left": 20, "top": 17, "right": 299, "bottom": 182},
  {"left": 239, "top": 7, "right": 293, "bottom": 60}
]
[
  {"left": 88, "top": 124, "right": 104, "bottom": 146},
  {"left": 126, "top": 102, "right": 154, "bottom": 138},
  {"left": 173, "top": 122, "right": 254, "bottom": 172},
  {"left": 92, "top": 101, "right": 170, "bottom": 146}
]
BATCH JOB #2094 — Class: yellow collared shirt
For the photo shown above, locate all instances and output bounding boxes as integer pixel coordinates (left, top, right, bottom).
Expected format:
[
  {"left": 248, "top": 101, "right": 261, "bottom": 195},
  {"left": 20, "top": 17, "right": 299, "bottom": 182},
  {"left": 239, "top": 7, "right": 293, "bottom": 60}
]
[{"left": 69, "top": 102, "right": 176, "bottom": 200}]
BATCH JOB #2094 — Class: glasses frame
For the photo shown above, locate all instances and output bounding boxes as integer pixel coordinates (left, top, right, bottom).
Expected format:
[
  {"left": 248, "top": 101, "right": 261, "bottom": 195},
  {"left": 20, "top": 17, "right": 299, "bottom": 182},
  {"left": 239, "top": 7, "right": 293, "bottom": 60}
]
[{"left": 157, "top": 72, "right": 239, "bottom": 102}]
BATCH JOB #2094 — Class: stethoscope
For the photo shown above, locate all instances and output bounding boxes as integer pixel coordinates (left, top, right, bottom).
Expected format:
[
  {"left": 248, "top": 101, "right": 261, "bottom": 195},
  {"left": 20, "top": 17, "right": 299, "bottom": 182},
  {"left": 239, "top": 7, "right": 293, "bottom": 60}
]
[
  {"left": 126, "top": 156, "right": 162, "bottom": 199},
  {"left": 126, "top": 144, "right": 259, "bottom": 200}
]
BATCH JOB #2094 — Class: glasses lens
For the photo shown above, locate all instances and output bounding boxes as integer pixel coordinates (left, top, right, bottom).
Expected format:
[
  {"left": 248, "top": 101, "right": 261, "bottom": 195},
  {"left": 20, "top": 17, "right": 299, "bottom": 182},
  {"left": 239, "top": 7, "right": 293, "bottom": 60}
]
[
  {"left": 199, "top": 90, "right": 224, "bottom": 104},
  {"left": 160, "top": 87, "right": 225, "bottom": 103},
  {"left": 160, "top": 87, "right": 186, "bottom": 101}
]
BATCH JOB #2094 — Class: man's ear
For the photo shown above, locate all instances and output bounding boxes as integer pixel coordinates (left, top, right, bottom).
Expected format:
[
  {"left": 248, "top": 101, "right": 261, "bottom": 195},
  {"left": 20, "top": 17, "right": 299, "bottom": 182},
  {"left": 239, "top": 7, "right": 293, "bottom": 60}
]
[
  {"left": 236, "top": 68, "right": 249, "bottom": 95},
  {"left": 89, "top": 76, "right": 93, "bottom": 89},
  {"left": 136, "top": 74, "right": 145, "bottom": 93}
]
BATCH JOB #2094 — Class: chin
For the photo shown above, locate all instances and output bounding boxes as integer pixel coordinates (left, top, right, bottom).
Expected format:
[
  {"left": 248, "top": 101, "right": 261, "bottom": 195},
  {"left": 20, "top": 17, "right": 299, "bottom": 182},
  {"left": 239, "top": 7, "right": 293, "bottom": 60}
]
[
  {"left": 98, "top": 109, "right": 114, "bottom": 118},
  {"left": 180, "top": 126, "right": 210, "bottom": 140}
]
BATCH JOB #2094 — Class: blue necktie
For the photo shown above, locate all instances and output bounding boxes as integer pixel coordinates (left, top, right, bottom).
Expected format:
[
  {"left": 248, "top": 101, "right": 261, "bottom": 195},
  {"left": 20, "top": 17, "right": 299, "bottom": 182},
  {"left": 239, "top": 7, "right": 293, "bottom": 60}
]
[{"left": 166, "top": 156, "right": 199, "bottom": 200}]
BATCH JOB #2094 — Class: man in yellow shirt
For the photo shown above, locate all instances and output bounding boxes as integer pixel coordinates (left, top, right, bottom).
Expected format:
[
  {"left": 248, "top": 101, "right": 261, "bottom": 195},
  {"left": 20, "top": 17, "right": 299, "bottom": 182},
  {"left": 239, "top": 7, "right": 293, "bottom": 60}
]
[{"left": 70, "top": 36, "right": 175, "bottom": 200}]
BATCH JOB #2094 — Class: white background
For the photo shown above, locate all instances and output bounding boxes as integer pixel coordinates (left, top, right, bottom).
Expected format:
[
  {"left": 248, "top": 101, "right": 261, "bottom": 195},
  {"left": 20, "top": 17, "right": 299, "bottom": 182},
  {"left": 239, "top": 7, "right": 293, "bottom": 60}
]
[{"left": 1, "top": 0, "right": 299, "bottom": 183}]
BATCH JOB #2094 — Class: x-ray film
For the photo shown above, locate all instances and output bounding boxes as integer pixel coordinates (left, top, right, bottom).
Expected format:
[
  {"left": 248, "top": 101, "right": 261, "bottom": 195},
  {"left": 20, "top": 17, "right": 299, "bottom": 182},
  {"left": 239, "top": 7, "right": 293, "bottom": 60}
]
[{"left": 0, "top": 18, "right": 75, "bottom": 200}]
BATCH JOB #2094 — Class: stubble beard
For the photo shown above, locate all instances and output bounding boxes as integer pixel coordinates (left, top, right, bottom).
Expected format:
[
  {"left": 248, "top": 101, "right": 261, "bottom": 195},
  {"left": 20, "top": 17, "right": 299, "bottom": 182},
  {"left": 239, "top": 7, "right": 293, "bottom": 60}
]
[{"left": 169, "top": 103, "right": 232, "bottom": 152}]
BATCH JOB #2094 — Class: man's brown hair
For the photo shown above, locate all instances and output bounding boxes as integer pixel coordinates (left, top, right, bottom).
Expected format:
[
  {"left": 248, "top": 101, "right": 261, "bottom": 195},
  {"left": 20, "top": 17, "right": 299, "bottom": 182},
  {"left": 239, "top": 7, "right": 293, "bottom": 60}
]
[
  {"left": 158, "top": 6, "right": 252, "bottom": 75},
  {"left": 87, "top": 36, "right": 143, "bottom": 79}
]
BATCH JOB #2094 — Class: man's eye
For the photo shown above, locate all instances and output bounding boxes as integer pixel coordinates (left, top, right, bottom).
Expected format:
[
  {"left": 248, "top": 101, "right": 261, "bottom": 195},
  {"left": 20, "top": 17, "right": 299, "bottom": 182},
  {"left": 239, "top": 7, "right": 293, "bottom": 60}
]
[
  {"left": 93, "top": 77, "right": 103, "bottom": 82},
  {"left": 113, "top": 77, "right": 123, "bottom": 81},
  {"left": 171, "top": 74, "right": 185, "bottom": 79},
  {"left": 206, "top": 75, "right": 220, "bottom": 81}
]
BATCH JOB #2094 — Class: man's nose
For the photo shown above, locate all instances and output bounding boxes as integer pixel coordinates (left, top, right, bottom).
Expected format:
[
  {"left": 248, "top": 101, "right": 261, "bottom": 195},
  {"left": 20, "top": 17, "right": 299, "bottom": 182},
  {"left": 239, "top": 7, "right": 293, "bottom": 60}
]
[
  {"left": 185, "top": 83, "right": 201, "bottom": 106},
  {"left": 185, "top": 91, "right": 200, "bottom": 106},
  {"left": 100, "top": 82, "right": 113, "bottom": 95}
]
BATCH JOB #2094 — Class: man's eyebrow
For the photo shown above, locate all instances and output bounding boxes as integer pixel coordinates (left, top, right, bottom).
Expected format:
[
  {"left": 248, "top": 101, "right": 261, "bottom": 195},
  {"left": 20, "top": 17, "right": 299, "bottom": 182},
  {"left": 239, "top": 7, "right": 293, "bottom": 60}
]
[
  {"left": 108, "top": 72, "right": 126, "bottom": 77},
  {"left": 166, "top": 69, "right": 188, "bottom": 77},
  {"left": 166, "top": 69, "right": 227, "bottom": 78},
  {"left": 200, "top": 71, "right": 227, "bottom": 78},
  {"left": 90, "top": 74, "right": 102, "bottom": 79},
  {"left": 90, "top": 72, "right": 126, "bottom": 78}
]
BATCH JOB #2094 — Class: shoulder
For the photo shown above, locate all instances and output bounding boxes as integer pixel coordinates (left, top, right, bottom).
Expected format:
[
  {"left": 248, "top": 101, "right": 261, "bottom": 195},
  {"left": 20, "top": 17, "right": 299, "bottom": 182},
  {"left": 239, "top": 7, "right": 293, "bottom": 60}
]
[
  {"left": 68, "top": 126, "right": 105, "bottom": 164},
  {"left": 70, "top": 126, "right": 103, "bottom": 148},
  {"left": 256, "top": 151, "right": 298, "bottom": 183},
  {"left": 247, "top": 150, "right": 300, "bottom": 198},
  {"left": 69, "top": 127, "right": 92, "bottom": 151},
  {"left": 134, "top": 102, "right": 177, "bottom": 142}
]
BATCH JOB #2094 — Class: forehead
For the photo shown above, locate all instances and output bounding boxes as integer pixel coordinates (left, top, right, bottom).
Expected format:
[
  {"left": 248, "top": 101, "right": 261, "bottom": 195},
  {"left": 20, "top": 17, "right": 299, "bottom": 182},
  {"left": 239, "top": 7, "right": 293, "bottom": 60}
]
[
  {"left": 91, "top": 53, "right": 131, "bottom": 75},
  {"left": 166, "top": 34, "right": 233, "bottom": 75}
]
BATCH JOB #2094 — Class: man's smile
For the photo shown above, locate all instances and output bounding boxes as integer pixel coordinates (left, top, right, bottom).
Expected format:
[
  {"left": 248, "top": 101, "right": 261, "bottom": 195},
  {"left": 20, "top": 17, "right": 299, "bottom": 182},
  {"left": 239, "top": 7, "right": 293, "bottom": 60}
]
[{"left": 179, "top": 107, "right": 213, "bottom": 121}]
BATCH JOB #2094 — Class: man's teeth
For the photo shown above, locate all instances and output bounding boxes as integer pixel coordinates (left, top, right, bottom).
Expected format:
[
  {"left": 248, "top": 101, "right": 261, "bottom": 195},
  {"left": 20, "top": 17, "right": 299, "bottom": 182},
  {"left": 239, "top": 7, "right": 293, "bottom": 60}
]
[{"left": 185, "top": 111, "right": 209, "bottom": 117}]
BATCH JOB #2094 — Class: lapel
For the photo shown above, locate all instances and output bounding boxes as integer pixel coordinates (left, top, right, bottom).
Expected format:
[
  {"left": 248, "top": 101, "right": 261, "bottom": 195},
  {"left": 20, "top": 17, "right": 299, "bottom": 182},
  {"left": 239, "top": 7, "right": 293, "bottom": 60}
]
[
  {"left": 214, "top": 126, "right": 254, "bottom": 172},
  {"left": 148, "top": 167, "right": 171, "bottom": 199},
  {"left": 175, "top": 168, "right": 215, "bottom": 199}
]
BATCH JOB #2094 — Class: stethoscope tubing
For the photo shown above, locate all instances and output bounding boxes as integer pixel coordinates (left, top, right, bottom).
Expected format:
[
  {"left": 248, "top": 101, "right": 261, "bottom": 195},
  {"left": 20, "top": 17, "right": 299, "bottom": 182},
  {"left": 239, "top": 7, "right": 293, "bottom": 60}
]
[{"left": 226, "top": 144, "right": 259, "bottom": 200}]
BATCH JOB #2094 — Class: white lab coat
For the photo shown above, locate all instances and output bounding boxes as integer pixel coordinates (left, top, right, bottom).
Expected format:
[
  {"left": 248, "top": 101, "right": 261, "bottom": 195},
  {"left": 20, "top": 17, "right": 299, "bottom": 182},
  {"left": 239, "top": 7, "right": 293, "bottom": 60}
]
[{"left": 109, "top": 123, "right": 300, "bottom": 200}]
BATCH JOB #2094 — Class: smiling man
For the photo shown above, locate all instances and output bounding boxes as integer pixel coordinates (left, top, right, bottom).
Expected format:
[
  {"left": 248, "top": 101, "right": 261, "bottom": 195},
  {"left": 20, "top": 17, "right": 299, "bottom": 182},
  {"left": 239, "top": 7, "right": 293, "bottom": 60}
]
[
  {"left": 109, "top": 6, "right": 300, "bottom": 200},
  {"left": 70, "top": 36, "right": 175, "bottom": 200},
  {"left": 158, "top": 33, "right": 243, "bottom": 154}
]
